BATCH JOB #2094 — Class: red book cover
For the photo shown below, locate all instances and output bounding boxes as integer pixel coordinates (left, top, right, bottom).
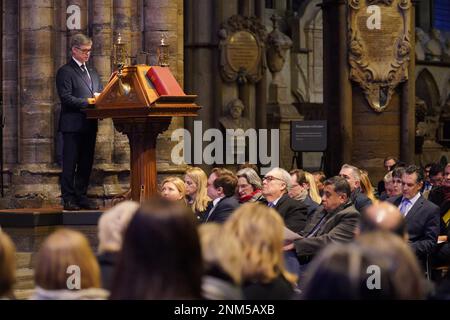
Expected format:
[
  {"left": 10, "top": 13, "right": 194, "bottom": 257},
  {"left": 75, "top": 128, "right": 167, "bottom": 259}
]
[{"left": 146, "top": 66, "right": 185, "bottom": 96}]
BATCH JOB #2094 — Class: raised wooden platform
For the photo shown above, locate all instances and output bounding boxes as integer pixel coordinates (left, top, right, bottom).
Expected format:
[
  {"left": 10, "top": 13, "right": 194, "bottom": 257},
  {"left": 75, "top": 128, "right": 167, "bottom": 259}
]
[{"left": 0, "top": 207, "right": 104, "bottom": 227}]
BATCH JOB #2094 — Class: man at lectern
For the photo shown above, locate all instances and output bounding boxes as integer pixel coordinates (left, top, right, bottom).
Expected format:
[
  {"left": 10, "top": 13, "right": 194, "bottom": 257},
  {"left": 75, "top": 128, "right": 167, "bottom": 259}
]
[{"left": 56, "top": 33, "right": 102, "bottom": 211}]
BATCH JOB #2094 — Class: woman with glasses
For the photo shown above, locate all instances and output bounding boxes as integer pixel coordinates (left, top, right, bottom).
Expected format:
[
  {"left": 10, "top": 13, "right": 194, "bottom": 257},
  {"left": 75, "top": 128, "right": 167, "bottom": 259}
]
[{"left": 236, "top": 168, "right": 263, "bottom": 203}]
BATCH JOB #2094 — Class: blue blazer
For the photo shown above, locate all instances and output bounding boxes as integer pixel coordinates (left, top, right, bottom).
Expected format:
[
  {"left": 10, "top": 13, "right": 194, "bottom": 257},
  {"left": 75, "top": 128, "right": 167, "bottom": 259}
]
[
  {"left": 56, "top": 59, "right": 103, "bottom": 133},
  {"left": 387, "top": 195, "right": 440, "bottom": 259}
]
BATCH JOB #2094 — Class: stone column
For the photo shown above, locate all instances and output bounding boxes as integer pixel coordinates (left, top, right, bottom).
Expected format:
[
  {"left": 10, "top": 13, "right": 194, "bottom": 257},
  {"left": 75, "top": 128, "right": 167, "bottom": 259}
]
[
  {"left": 322, "top": 0, "right": 352, "bottom": 175},
  {"left": 266, "top": 15, "right": 301, "bottom": 170},
  {"left": 143, "top": 0, "right": 186, "bottom": 177},
  {"left": 91, "top": 0, "right": 125, "bottom": 201},
  {"left": 255, "top": 0, "right": 267, "bottom": 130},
  {"left": 401, "top": 2, "right": 416, "bottom": 164},
  {"left": 112, "top": 0, "right": 132, "bottom": 167},
  {"left": 16, "top": 0, "right": 58, "bottom": 207},
  {"left": 3, "top": 1, "right": 19, "bottom": 170}
]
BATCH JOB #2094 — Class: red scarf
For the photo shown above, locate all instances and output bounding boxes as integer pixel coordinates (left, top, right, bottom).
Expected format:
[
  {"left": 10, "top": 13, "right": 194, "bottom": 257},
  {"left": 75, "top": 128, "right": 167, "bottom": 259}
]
[{"left": 239, "top": 189, "right": 262, "bottom": 203}]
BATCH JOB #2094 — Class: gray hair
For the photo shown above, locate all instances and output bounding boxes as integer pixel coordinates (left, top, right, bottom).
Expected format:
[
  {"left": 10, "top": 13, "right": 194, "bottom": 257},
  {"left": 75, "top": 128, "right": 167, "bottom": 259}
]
[
  {"left": 237, "top": 168, "right": 262, "bottom": 190},
  {"left": 70, "top": 33, "right": 92, "bottom": 49},
  {"left": 341, "top": 164, "right": 361, "bottom": 182},
  {"left": 268, "top": 167, "right": 292, "bottom": 192}
]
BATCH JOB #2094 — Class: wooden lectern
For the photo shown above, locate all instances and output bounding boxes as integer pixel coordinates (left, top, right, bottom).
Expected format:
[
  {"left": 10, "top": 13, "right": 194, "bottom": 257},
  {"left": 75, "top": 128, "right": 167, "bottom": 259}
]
[{"left": 85, "top": 65, "right": 200, "bottom": 202}]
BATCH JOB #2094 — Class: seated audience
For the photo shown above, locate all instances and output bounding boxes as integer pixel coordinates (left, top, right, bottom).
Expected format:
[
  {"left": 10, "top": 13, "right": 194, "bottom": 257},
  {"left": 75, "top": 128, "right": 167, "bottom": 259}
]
[
  {"left": 97, "top": 200, "right": 139, "bottom": 291},
  {"left": 359, "top": 169, "right": 377, "bottom": 203},
  {"left": 390, "top": 166, "right": 406, "bottom": 198},
  {"left": 160, "top": 176, "right": 187, "bottom": 204},
  {"left": 260, "top": 167, "right": 308, "bottom": 234},
  {"left": 184, "top": 167, "right": 212, "bottom": 220},
  {"left": 236, "top": 167, "right": 263, "bottom": 203},
  {"left": 339, "top": 164, "right": 372, "bottom": 212},
  {"left": 386, "top": 165, "right": 440, "bottom": 263},
  {"left": 32, "top": 229, "right": 108, "bottom": 300},
  {"left": 312, "top": 171, "right": 326, "bottom": 196},
  {"left": 423, "top": 163, "right": 444, "bottom": 199},
  {"left": 199, "top": 223, "right": 243, "bottom": 300},
  {"left": 111, "top": 198, "right": 203, "bottom": 299},
  {"left": 305, "top": 172, "right": 322, "bottom": 204},
  {"left": 224, "top": 203, "right": 297, "bottom": 300},
  {"left": 301, "top": 232, "right": 426, "bottom": 299},
  {"left": 0, "top": 231, "right": 16, "bottom": 299},
  {"left": 377, "top": 156, "right": 397, "bottom": 195},
  {"left": 203, "top": 168, "right": 239, "bottom": 223},
  {"left": 287, "top": 176, "right": 360, "bottom": 267},
  {"left": 289, "top": 169, "right": 319, "bottom": 216},
  {"left": 379, "top": 171, "right": 395, "bottom": 200}
]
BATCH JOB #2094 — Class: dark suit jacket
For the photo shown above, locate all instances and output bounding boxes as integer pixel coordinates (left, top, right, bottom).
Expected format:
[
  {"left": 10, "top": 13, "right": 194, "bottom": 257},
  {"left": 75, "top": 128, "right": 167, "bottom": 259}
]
[
  {"left": 351, "top": 189, "right": 372, "bottom": 213},
  {"left": 56, "top": 59, "right": 102, "bottom": 133},
  {"left": 260, "top": 194, "right": 308, "bottom": 234},
  {"left": 294, "top": 202, "right": 360, "bottom": 258},
  {"left": 387, "top": 195, "right": 440, "bottom": 259},
  {"left": 203, "top": 196, "right": 239, "bottom": 224},
  {"left": 303, "top": 195, "right": 320, "bottom": 217}
]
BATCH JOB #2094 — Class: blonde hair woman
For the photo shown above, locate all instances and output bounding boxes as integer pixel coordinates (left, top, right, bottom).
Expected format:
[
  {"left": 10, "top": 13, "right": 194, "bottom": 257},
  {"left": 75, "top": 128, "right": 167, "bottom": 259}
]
[
  {"left": 184, "top": 167, "right": 211, "bottom": 217},
  {"left": 97, "top": 200, "right": 139, "bottom": 290},
  {"left": 0, "top": 231, "right": 16, "bottom": 299},
  {"left": 199, "top": 223, "right": 243, "bottom": 300},
  {"left": 224, "top": 202, "right": 297, "bottom": 299},
  {"left": 305, "top": 172, "right": 322, "bottom": 204},
  {"left": 32, "top": 228, "right": 108, "bottom": 300},
  {"left": 161, "top": 176, "right": 187, "bottom": 204},
  {"left": 359, "top": 169, "right": 377, "bottom": 203}
]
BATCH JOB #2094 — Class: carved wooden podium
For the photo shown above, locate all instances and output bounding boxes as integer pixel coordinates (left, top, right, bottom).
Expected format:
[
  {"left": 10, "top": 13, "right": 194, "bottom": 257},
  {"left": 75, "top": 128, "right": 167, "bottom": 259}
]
[{"left": 85, "top": 65, "right": 200, "bottom": 202}]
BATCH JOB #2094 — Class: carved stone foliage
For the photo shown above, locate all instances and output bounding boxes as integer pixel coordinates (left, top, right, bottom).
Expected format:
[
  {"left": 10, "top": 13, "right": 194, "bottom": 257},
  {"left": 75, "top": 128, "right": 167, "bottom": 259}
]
[
  {"left": 219, "top": 15, "right": 267, "bottom": 84},
  {"left": 348, "top": 0, "right": 411, "bottom": 112}
]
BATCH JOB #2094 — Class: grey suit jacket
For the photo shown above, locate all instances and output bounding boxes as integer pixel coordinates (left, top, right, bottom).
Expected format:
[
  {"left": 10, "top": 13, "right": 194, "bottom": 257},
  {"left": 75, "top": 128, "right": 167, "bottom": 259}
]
[{"left": 294, "top": 202, "right": 360, "bottom": 258}]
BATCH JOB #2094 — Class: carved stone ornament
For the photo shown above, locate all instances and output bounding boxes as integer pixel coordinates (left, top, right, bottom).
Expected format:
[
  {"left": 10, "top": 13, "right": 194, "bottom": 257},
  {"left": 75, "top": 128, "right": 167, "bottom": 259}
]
[
  {"left": 219, "top": 15, "right": 267, "bottom": 84},
  {"left": 348, "top": 0, "right": 411, "bottom": 112}
]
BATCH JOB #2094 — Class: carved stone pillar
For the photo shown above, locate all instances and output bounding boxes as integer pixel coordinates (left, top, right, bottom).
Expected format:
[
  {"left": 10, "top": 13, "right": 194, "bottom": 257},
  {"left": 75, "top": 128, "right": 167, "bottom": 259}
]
[
  {"left": 15, "top": 0, "right": 58, "bottom": 207},
  {"left": 266, "top": 15, "right": 301, "bottom": 170},
  {"left": 113, "top": 0, "right": 132, "bottom": 167},
  {"left": 91, "top": 0, "right": 125, "bottom": 201},
  {"left": 143, "top": 0, "right": 186, "bottom": 176},
  {"left": 3, "top": 0, "right": 19, "bottom": 190}
]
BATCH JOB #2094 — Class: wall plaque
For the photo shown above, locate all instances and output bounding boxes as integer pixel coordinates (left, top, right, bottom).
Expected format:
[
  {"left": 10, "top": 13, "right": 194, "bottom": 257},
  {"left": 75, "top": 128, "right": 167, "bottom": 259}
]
[
  {"left": 219, "top": 15, "right": 266, "bottom": 84},
  {"left": 348, "top": 0, "right": 411, "bottom": 112}
]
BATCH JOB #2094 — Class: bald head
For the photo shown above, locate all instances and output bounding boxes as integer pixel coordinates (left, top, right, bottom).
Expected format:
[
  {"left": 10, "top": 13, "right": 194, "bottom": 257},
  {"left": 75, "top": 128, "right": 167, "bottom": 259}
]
[{"left": 359, "top": 202, "right": 407, "bottom": 240}]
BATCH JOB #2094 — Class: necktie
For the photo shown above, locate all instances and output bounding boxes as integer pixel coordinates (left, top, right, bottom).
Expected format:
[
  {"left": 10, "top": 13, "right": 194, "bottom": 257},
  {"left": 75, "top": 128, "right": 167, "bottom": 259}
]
[
  {"left": 268, "top": 202, "right": 275, "bottom": 208},
  {"left": 399, "top": 198, "right": 411, "bottom": 216},
  {"left": 80, "top": 64, "right": 92, "bottom": 90}
]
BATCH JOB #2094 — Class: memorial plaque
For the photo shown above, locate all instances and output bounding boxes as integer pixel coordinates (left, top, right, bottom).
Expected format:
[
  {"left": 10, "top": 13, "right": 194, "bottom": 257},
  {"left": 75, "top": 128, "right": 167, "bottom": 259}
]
[
  {"left": 219, "top": 15, "right": 266, "bottom": 84},
  {"left": 227, "top": 31, "right": 259, "bottom": 73},
  {"left": 291, "top": 121, "right": 327, "bottom": 152},
  {"left": 348, "top": 0, "right": 411, "bottom": 112}
]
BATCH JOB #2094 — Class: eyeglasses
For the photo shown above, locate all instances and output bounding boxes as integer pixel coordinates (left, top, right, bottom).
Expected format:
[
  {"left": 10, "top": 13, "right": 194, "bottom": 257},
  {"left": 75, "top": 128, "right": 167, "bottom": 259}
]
[
  {"left": 75, "top": 47, "right": 92, "bottom": 54},
  {"left": 263, "top": 176, "right": 284, "bottom": 183}
]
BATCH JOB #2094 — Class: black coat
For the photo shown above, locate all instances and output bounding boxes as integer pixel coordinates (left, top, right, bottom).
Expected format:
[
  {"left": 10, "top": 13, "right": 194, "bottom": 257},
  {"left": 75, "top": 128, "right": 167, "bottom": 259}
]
[
  {"left": 202, "top": 196, "right": 240, "bottom": 224},
  {"left": 56, "top": 59, "right": 102, "bottom": 133},
  {"left": 387, "top": 195, "right": 440, "bottom": 259},
  {"left": 260, "top": 194, "right": 308, "bottom": 234}
]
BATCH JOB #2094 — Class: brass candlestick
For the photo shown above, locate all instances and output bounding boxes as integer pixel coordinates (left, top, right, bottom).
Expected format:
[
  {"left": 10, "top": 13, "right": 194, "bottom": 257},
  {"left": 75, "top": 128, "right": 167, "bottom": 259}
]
[
  {"left": 113, "top": 33, "right": 131, "bottom": 96},
  {"left": 157, "top": 33, "right": 170, "bottom": 67}
]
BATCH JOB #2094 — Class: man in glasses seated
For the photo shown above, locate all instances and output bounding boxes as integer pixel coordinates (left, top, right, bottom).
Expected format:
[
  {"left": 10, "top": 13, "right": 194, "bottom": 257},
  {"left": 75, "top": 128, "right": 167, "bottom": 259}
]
[
  {"left": 56, "top": 33, "right": 102, "bottom": 211},
  {"left": 260, "top": 167, "right": 308, "bottom": 234}
]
